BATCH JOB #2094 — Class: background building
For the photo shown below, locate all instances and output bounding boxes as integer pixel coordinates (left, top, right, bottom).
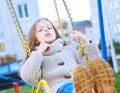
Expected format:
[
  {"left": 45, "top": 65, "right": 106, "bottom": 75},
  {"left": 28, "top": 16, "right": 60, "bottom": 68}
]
[
  {"left": 89, "top": 0, "right": 120, "bottom": 44},
  {"left": 1, "top": 0, "right": 120, "bottom": 63},
  {"left": 0, "top": 0, "right": 40, "bottom": 63},
  {"left": 73, "top": 20, "right": 96, "bottom": 42}
]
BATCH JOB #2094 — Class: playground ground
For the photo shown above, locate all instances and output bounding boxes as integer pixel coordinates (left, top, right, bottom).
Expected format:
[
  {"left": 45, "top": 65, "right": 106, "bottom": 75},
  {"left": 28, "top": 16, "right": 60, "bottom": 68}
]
[{"left": 0, "top": 71, "right": 120, "bottom": 93}]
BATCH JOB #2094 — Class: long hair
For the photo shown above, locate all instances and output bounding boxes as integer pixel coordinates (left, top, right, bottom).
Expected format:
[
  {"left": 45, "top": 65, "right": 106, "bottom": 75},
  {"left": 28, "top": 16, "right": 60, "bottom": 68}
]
[{"left": 21, "top": 18, "right": 62, "bottom": 65}]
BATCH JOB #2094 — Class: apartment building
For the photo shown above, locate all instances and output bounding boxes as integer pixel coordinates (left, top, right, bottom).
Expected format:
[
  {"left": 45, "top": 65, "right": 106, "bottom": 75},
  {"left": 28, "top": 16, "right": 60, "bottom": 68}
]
[
  {"left": 0, "top": 0, "right": 40, "bottom": 61},
  {"left": 89, "top": 0, "right": 120, "bottom": 45}
]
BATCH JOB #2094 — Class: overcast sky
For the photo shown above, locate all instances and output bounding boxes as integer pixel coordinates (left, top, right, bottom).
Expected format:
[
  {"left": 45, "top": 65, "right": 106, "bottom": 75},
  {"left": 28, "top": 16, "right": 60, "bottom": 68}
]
[{"left": 38, "top": 0, "right": 91, "bottom": 21}]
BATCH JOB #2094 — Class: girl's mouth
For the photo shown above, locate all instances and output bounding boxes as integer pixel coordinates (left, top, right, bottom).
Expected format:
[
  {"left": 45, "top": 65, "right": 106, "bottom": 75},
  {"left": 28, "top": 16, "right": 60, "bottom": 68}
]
[{"left": 45, "top": 33, "right": 51, "bottom": 37}]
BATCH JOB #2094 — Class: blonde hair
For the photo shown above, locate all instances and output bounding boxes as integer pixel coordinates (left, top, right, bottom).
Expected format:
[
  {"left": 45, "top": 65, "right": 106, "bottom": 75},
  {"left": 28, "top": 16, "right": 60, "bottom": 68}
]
[{"left": 22, "top": 18, "right": 62, "bottom": 65}]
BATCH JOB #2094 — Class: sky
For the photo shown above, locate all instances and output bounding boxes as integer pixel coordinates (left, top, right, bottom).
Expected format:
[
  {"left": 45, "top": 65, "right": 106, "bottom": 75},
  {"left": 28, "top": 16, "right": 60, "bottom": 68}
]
[{"left": 38, "top": 0, "right": 91, "bottom": 21}]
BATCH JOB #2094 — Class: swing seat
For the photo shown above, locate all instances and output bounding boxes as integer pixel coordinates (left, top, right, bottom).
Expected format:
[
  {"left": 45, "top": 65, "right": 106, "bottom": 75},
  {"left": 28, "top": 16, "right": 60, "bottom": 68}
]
[{"left": 36, "top": 79, "right": 50, "bottom": 93}]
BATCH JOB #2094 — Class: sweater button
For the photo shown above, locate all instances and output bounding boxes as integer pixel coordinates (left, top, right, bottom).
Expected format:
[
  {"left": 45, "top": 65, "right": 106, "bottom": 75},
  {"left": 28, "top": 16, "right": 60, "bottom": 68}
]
[
  {"left": 58, "top": 62, "right": 65, "bottom": 66},
  {"left": 64, "top": 76, "right": 71, "bottom": 79}
]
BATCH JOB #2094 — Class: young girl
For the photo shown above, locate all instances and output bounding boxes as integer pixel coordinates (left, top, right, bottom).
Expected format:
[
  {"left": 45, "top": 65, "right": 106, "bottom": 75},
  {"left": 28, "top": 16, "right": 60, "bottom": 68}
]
[{"left": 20, "top": 18, "right": 115, "bottom": 93}]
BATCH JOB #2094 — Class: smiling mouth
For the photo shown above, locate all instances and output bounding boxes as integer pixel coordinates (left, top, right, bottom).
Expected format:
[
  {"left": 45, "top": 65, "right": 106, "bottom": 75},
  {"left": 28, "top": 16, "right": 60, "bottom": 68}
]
[{"left": 45, "top": 33, "right": 51, "bottom": 37}]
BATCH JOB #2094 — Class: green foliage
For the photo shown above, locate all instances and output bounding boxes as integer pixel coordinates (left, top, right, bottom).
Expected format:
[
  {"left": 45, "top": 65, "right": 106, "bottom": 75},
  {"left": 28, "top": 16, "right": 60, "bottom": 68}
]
[
  {"left": 20, "top": 86, "right": 32, "bottom": 93},
  {"left": 115, "top": 71, "right": 120, "bottom": 92},
  {"left": 117, "top": 58, "right": 120, "bottom": 64},
  {"left": 113, "top": 42, "right": 120, "bottom": 54},
  {"left": 0, "top": 86, "right": 32, "bottom": 93},
  {"left": 0, "top": 88, "right": 13, "bottom": 93}
]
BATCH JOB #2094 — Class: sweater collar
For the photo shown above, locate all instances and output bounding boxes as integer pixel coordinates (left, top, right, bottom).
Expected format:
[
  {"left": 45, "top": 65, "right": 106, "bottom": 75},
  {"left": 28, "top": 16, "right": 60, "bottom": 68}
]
[{"left": 43, "top": 38, "right": 64, "bottom": 56}]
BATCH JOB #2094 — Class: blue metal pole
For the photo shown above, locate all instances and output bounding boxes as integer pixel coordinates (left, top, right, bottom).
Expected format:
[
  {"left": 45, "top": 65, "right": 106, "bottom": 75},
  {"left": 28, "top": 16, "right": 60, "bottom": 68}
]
[{"left": 97, "top": 0, "right": 108, "bottom": 60}]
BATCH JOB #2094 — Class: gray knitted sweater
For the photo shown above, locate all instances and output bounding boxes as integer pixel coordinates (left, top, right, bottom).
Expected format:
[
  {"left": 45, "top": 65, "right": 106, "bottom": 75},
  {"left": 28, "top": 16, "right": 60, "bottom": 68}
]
[{"left": 20, "top": 39, "right": 99, "bottom": 93}]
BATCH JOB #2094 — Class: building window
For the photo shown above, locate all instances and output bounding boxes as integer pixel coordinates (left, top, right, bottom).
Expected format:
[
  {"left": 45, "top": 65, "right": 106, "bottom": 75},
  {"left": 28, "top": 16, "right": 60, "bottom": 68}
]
[
  {"left": 18, "top": 5, "right": 23, "bottom": 18},
  {"left": 109, "top": 1, "right": 118, "bottom": 10},
  {"left": 116, "top": 24, "right": 120, "bottom": 32},
  {"left": 111, "top": 14, "right": 116, "bottom": 21},
  {"left": 113, "top": 1, "right": 118, "bottom": 8},
  {"left": 17, "top": 4, "right": 29, "bottom": 19},
  {"left": 109, "top": 2, "right": 114, "bottom": 10},
  {"left": 24, "top": 4, "right": 28, "bottom": 17},
  {"left": 114, "top": 24, "right": 120, "bottom": 33},
  {"left": 116, "top": 13, "right": 120, "bottom": 20}
]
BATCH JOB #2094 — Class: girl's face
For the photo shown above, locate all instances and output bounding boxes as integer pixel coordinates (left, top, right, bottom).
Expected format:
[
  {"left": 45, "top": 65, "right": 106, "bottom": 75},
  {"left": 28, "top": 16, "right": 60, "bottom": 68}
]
[{"left": 35, "top": 20, "right": 56, "bottom": 43}]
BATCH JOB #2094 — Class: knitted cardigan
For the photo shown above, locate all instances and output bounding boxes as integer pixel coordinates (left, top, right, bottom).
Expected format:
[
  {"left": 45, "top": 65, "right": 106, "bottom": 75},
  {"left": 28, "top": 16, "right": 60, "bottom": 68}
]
[{"left": 20, "top": 38, "right": 100, "bottom": 93}]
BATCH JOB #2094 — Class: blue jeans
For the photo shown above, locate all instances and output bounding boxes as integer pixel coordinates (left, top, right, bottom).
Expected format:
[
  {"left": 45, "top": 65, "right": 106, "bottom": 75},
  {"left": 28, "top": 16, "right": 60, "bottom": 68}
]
[{"left": 57, "top": 82, "right": 74, "bottom": 93}]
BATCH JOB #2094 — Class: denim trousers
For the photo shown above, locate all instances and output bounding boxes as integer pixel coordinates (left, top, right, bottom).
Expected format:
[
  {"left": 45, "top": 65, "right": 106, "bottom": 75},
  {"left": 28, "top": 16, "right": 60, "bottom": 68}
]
[{"left": 57, "top": 82, "right": 74, "bottom": 93}]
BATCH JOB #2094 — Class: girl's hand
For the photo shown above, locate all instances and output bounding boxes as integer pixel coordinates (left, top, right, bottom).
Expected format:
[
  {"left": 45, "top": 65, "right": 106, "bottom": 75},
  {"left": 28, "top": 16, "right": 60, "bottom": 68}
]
[
  {"left": 70, "top": 30, "right": 90, "bottom": 43},
  {"left": 35, "top": 41, "right": 51, "bottom": 54}
]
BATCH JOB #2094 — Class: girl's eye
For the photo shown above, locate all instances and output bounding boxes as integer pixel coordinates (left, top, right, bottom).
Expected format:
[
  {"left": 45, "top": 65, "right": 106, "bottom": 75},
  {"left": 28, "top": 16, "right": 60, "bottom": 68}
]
[
  {"left": 39, "top": 29, "right": 43, "bottom": 32},
  {"left": 48, "top": 27, "right": 52, "bottom": 29}
]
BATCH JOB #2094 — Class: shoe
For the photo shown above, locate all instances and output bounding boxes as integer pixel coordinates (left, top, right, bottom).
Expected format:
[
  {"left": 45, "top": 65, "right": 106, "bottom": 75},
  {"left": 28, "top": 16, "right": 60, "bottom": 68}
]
[
  {"left": 73, "top": 65, "right": 94, "bottom": 93},
  {"left": 89, "top": 57, "right": 116, "bottom": 93}
]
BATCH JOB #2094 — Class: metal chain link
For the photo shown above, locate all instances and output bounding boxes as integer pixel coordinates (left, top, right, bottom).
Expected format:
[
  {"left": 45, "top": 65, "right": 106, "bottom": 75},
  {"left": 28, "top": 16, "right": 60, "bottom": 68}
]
[
  {"left": 78, "top": 39, "right": 90, "bottom": 66},
  {"left": 62, "top": 0, "right": 90, "bottom": 66},
  {"left": 53, "top": 0, "right": 62, "bottom": 30},
  {"left": 6, "top": 0, "right": 35, "bottom": 92},
  {"left": 6, "top": 0, "right": 31, "bottom": 57},
  {"left": 53, "top": 0, "right": 67, "bottom": 43},
  {"left": 62, "top": 0, "right": 74, "bottom": 29}
]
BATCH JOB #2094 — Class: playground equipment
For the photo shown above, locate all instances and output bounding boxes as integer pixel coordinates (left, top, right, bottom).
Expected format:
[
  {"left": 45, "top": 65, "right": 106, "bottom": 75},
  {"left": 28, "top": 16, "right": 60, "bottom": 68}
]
[
  {"left": 5, "top": 0, "right": 116, "bottom": 93},
  {"left": 6, "top": 0, "right": 79, "bottom": 92}
]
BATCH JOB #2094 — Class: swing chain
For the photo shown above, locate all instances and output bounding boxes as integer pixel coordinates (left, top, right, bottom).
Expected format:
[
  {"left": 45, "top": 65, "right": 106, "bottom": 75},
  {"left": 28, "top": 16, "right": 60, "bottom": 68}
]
[
  {"left": 53, "top": 0, "right": 67, "bottom": 43},
  {"left": 6, "top": 0, "right": 31, "bottom": 56},
  {"left": 62, "top": 0, "right": 90, "bottom": 66},
  {"left": 53, "top": 0, "right": 62, "bottom": 30},
  {"left": 6, "top": 0, "right": 36, "bottom": 92},
  {"left": 78, "top": 39, "right": 90, "bottom": 66},
  {"left": 62, "top": 0, "right": 74, "bottom": 29}
]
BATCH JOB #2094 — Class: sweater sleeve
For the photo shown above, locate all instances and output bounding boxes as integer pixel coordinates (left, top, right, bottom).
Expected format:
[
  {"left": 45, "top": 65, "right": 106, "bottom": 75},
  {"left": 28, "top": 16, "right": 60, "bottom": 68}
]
[
  {"left": 71, "top": 42, "right": 100, "bottom": 66},
  {"left": 83, "top": 42, "right": 100, "bottom": 61},
  {"left": 20, "top": 51, "right": 43, "bottom": 85}
]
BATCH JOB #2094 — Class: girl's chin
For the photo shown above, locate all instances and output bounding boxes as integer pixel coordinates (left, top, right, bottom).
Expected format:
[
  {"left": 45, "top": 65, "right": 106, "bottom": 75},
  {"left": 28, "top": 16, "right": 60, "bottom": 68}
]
[{"left": 45, "top": 38, "right": 56, "bottom": 43}]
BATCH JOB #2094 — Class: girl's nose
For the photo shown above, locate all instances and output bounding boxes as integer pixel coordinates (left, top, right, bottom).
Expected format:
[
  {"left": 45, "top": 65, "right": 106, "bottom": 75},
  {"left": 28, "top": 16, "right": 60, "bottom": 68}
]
[{"left": 45, "top": 28, "right": 48, "bottom": 32}]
